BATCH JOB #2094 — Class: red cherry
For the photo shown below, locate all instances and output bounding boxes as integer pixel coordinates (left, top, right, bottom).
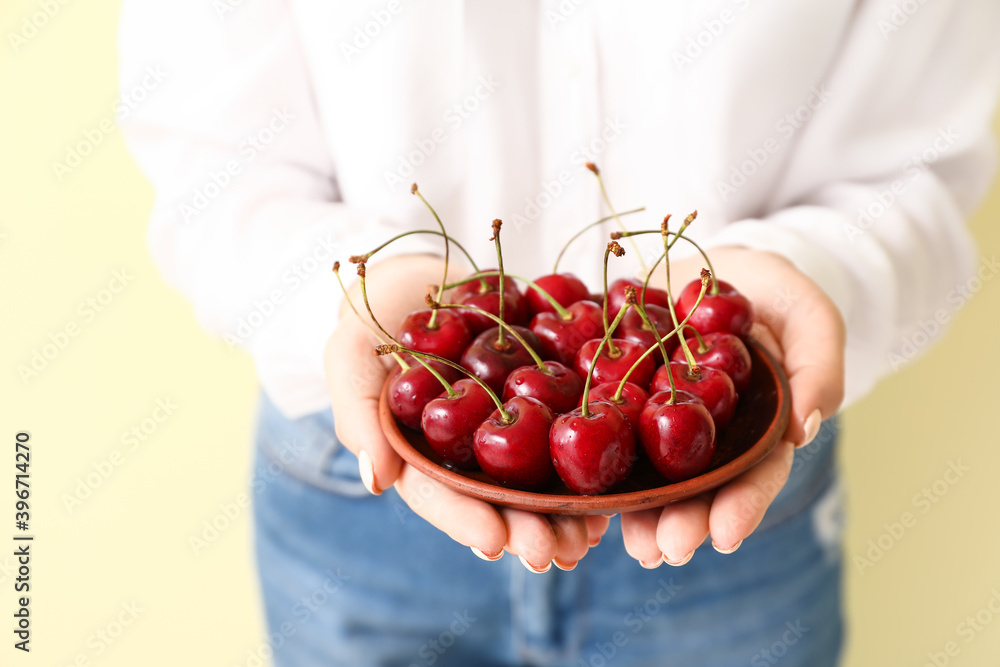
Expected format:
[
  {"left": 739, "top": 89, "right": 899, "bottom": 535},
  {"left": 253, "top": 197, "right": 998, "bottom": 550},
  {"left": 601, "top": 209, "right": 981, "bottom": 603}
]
[
  {"left": 502, "top": 361, "right": 583, "bottom": 414},
  {"left": 574, "top": 338, "right": 655, "bottom": 389},
  {"left": 651, "top": 362, "right": 737, "bottom": 430},
  {"left": 675, "top": 279, "right": 753, "bottom": 337},
  {"left": 450, "top": 271, "right": 506, "bottom": 301},
  {"left": 606, "top": 278, "right": 671, "bottom": 314},
  {"left": 671, "top": 332, "right": 752, "bottom": 393},
  {"left": 616, "top": 304, "right": 680, "bottom": 364},
  {"left": 529, "top": 300, "right": 605, "bottom": 366},
  {"left": 453, "top": 271, "right": 527, "bottom": 333},
  {"left": 387, "top": 359, "right": 462, "bottom": 430},
  {"left": 638, "top": 390, "right": 716, "bottom": 482},
  {"left": 420, "top": 379, "right": 495, "bottom": 469},
  {"left": 550, "top": 402, "right": 635, "bottom": 495},
  {"left": 525, "top": 273, "right": 591, "bottom": 316},
  {"left": 583, "top": 381, "right": 649, "bottom": 432},
  {"left": 473, "top": 396, "right": 556, "bottom": 490},
  {"left": 460, "top": 325, "right": 541, "bottom": 395},
  {"left": 396, "top": 309, "right": 471, "bottom": 362}
]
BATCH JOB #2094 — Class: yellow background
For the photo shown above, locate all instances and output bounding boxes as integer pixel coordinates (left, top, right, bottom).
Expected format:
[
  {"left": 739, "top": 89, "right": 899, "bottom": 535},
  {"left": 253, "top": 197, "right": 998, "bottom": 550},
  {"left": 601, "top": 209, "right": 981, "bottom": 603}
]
[{"left": 1, "top": 1, "right": 998, "bottom": 664}]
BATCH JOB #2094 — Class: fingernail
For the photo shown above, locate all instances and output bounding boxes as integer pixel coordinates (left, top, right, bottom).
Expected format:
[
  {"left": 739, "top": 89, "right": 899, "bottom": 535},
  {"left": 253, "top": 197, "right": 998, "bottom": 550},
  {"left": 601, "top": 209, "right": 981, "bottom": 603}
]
[
  {"left": 588, "top": 536, "right": 602, "bottom": 547},
  {"left": 664, "top": 550, "right": 694, "bottom": 567},
  {"left": 798, "top": 409, "right": 822, "bottom": 449},
  {"left": 553, "top": 559, "right": 578, "bottom": 571},
  {"left": 712, "top": 539, "right": 743, "bottom": 555},
  {"left": 518, "top": 555, "right": 551, "bottom": 574},
  {"left": 471, "top": 547, "right": 503, "bottom": 562},
  {"left": 358, "top": 450, "right": 381, "bottom": 495},
  {"left": 639, "top": 555, "right": 664, "bottom": 569}
]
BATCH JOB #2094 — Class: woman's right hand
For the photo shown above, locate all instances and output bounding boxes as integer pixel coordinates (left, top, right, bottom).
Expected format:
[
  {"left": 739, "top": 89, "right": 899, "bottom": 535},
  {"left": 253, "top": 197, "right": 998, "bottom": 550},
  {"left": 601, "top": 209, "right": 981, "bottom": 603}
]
[{"left": 325, "top": 255, "right": 609, "bottom": 572}]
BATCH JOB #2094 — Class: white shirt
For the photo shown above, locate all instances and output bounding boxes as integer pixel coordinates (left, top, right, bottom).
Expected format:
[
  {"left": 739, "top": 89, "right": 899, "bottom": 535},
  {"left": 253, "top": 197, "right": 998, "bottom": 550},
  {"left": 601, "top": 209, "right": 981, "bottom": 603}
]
[{"left": 119, "top": 0, "right": 1000, "bottom": 418}]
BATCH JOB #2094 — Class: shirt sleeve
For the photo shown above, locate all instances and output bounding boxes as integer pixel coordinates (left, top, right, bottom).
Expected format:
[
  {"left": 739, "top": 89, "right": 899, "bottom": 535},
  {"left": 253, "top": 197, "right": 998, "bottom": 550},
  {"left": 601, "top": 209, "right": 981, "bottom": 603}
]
[
  {"left": 117, "top": 0, "right": 440, "bottom": 357},
  {"left": 707, "top": 0, "right": 1000, "bottom": 407}
]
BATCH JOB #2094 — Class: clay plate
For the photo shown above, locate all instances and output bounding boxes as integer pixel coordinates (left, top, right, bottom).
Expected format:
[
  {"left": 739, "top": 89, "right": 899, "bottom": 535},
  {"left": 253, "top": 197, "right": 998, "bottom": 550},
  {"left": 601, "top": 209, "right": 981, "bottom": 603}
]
[{"left": 379, "top": 338, "right": 790, "bottom": 515}]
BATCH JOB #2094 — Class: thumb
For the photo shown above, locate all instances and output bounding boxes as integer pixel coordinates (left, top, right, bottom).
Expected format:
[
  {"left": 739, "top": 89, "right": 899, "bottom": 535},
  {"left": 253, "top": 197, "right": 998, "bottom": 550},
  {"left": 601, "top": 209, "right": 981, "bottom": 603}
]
[
  {"left": 325, "top": 323, "right": 403, "bottom": 494},
  {"left": 774, "top": 289, "right": 845, "bottom": 448}
]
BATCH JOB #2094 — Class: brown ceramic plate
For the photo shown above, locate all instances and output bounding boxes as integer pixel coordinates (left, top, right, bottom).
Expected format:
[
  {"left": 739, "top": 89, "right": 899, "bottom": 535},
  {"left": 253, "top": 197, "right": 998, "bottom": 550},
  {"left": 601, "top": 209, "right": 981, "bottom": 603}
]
[{"left": 379, "top": 338, "right": 790, "bottom": 515}]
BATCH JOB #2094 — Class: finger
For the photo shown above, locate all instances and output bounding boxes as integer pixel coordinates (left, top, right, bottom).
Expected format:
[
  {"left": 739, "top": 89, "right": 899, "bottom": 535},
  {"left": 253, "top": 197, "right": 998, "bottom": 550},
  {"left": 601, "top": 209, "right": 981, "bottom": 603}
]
[
  {"left": 772, "top": 291, "right": 845, "bottom": 447},
  {"left": 500, "top": 508, "right": 557, "bottom": 573},
  {"left": 395, "top": 465, "right": 507, "bottom": 557},
  {"left": 709, "top": 440, "right": 795, "bottom": 551},
  {"left": 655, "top": 494, "right": 712, "bottom": 566},
  {"left": 585, "top": 514, "right": 612, "bottom": 547},
  {"left": 620, "top": 508, "right": 664, "bottom": 568},
  {"left": 748, "top": 321, "right": 783, "bottom": 367},
  {"left": 548, "top": 515, "right": 590, "bottom": 570},
  {"left": 325, "top": 325, "right": 402, "bottom": 494}
]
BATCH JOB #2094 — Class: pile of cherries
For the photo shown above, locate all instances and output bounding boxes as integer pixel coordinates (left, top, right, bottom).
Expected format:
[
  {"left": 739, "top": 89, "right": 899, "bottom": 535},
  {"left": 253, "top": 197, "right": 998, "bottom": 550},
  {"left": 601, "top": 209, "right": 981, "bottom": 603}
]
[{"left": 340, "top": 170, "right": 755, "bottom": 495}]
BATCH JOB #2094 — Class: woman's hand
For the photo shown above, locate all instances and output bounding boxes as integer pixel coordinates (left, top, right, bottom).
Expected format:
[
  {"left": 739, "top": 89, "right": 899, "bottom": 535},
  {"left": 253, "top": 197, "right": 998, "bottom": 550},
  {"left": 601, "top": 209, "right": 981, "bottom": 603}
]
[
  {"left": 325, "top": 255, "right": 609, "bottom": 571},
  {"left": 619, "top": 247, "right": 846, "bottom": 567}
]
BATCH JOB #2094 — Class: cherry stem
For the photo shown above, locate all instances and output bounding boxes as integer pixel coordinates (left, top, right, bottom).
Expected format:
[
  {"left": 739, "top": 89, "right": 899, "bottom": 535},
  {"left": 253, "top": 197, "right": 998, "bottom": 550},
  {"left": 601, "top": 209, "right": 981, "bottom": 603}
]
[
  {"left": 587, "top": 163, "right": 649, "bottom": 277},
  {"left": 375, "top": 344, "right": 511, "bottom": 421},
  {"left": 683, "top": 324, "right": 709, "bottom": 354},
  {"left": 332, "top": 262, "right": 409, "bottom": 371},
  {"left": 443, "top": 271, "right": 571, "bottom": 320},
  {"left": 659, "top": 219, "right": 701, "bottom": 380},
  {"left": 602, "top": 242, "right": 623, "bottom": 358},
  {"left": 354, "top": 262, "right": 454, "bottom": 395},
  {"left": 552, "top": 207, "right": 646, "bottom": 273},
  {"left": 411, "top": 184, "right": 450, "bottom": 329},
  {"left": 491, "top": 219, "right": 507, "bottom": 349},
  {"left": 433, "top": 301, "right": 548, "bottom": 372},
  {"left": 613, "top": 270, "right": 710, "bottom": 404},
  {"left": 352, "top": 230, "right": 485, "bottom": 290},
  {"left": 581, "top": 299, "right": 633, "bottom": 419},
  {"left": 617, "top": 212, "right": 719, "bottom": 296},
  {"left": 634, "top": 302, "right": 671, "bottom": 366}
]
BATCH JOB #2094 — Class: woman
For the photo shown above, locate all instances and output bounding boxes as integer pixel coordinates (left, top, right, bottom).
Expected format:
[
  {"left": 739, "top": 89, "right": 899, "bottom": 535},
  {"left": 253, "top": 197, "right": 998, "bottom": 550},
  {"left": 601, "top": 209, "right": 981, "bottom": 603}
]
[{"left": 120, "top": 1, "right": 1000, "bottom": 664}]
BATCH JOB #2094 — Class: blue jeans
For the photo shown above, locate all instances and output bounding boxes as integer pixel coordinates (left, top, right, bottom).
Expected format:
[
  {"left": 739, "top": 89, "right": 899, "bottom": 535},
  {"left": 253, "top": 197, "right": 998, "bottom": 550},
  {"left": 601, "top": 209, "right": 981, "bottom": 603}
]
[{"left": 252, "top": 393, "right": 844, "bottom": 667}]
